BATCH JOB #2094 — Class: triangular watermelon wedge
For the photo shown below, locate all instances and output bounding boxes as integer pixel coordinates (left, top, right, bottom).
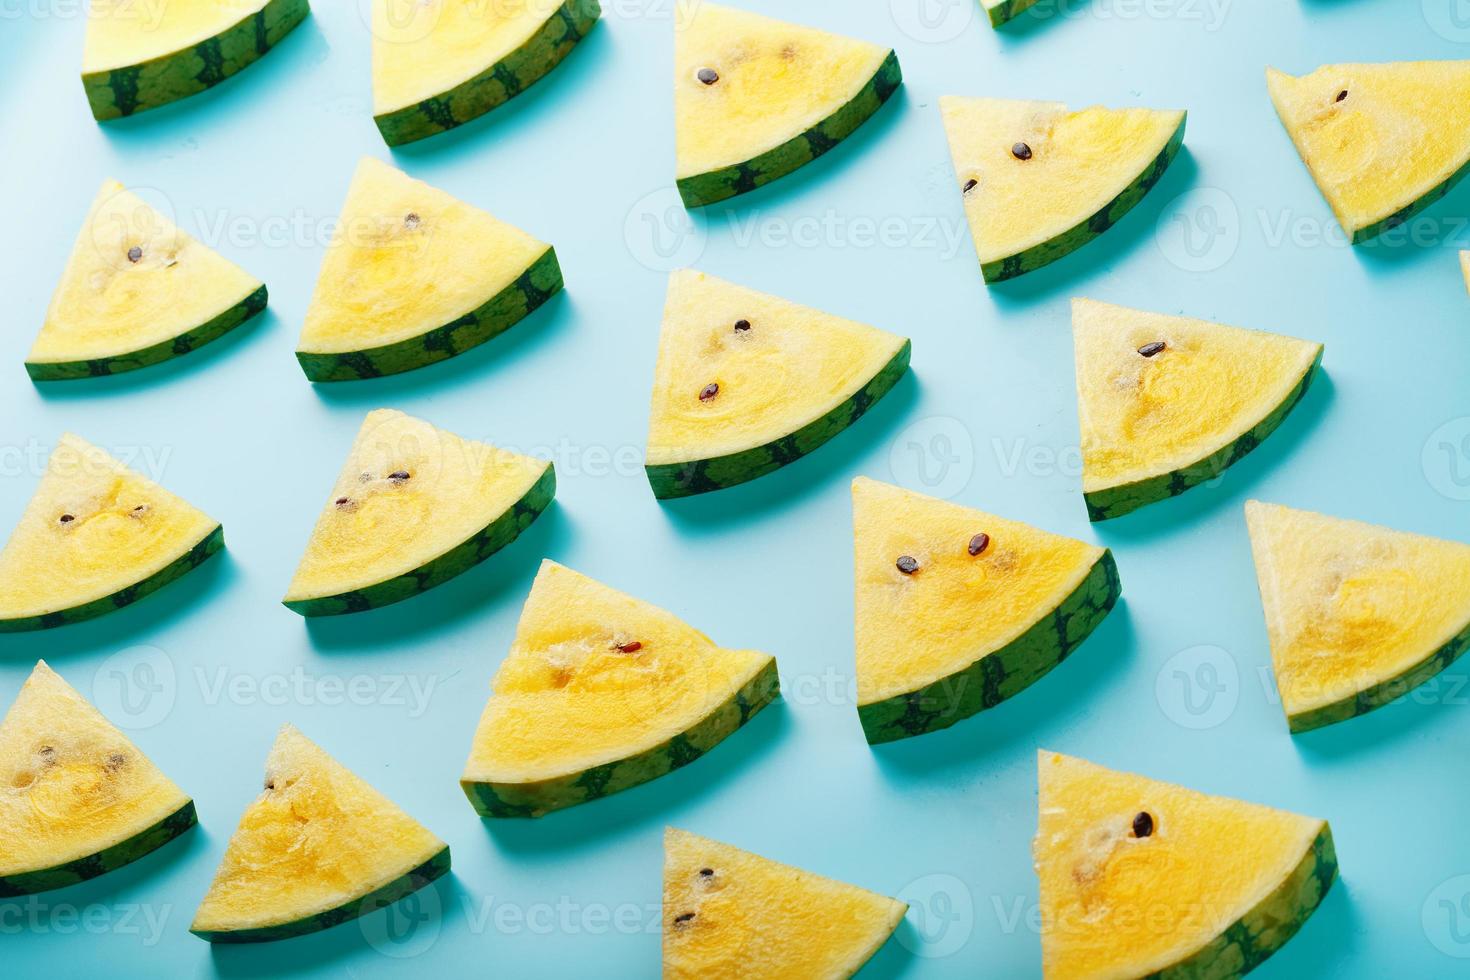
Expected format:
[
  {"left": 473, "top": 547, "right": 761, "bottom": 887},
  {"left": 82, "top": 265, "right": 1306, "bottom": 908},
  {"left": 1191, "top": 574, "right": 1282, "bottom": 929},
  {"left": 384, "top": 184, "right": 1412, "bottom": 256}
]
[
  {"left": 645, "top": 269, "right": 910, "bottom": 498},
  {"left": 191, "top": 725, "right": 449, "bottom": 943},
  {"left": 28, "top": 181, "right": 267, "bottom": 380},
  {"left": 1267, "top": 62, "right": 1470, "bottom": 243},
  {"left": 462, "top": 561, "right": 778, "bottom": 818},
  {"left": 940, "top": 97, "right": 1185, "bottom": 281},
  {"left": 296, "top": 158, "right": 563, "bottom": 381},
  {"left": 82, "top": 0, "right": 308, "bottom": 120},
  {"left": 1246, "top": 500, "right": 1470, "bottom": 732},
  {"left": 0, "top": 662, "right": 196, "bottom": 896},
  {"left": 1073, "top": 298, "right": 1322, "bottom": 521},
  {"left": 663, "top": 827, "right": 907, "bottom": 979},
  {"left": 1036, "top": 751, "right": 1336, "bottom": 980},
  {"left": 853, "top": 478, "right": 1119, "bottom": 743},
  {"left": 372, "top": 0, "right": 600, "bottom": 145},
  {"left": 674, "top": 3, "right": 901, "bottom": 206},
  {"left": 284, "top": 409, "right": 553, "bottom": 616},
  {"left": 0, "top": 434, "right": 223, "bottom": 632}
]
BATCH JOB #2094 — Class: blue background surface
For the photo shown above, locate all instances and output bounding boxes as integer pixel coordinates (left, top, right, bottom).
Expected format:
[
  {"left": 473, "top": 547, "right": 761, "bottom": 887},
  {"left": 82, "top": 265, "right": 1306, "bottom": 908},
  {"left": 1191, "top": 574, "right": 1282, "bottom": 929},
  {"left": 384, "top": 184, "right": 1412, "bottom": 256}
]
[{"left": 4, "top": 0, "right": 1470, "bottom": 976}]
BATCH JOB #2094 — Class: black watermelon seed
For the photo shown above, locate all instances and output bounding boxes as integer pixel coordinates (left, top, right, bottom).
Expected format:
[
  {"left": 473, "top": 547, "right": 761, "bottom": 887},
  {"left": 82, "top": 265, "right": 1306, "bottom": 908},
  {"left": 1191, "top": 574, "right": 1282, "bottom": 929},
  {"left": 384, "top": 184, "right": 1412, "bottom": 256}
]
[
  {"left": 968, "top": 533, "right": 990, "bottom": 556},
  {"left": 698, "top": 868, "right": 714, "bottom": 877},
  {"left": 962, "top": 178, "right": 978, "bottom": 193},
  {"left": 127, "top": 245, "right": 143, "bottom": 263},
  {"left": 335, "top": 497, "right": 352, "bottom": 507},
  {"left": 1011, "top": 142, "right": 1033, "bottom": 161},
  {"left": 616, "top": 641, "right": 643, "bottom": 653},
  {"left": 58, "top": 514, "right": 74, "bottom": 524},
  {"left": 697, "top": 67, "right": 719, "bottom": 85},
  {"left": 1335, "top": 89, "right": 1348, "bottom": 103},
  {"left": 389, "top": 470, "right": 411, "bottom": 481},
  {"left": 699, "top": 383, "right": 719, "bottom": 401},
  {"left": 734, "top": 318, "right": 751, "bottom": 332},
  {"left": 1132, "top": 811, "right": 1154, "bottom": 838},
  {"left": 265, "top": 779, "right": 276, "bottom": 790},
  {"left": 1137, "top": 341, "right": 1166, "bottom": 358},
  {"left": 896, "top": 555, "right": 919, "bottom": 575},
  {"left": 404, "top": 212, "right": 421, "bottom": 229},
  {"left": 674, "top": 912, "right": 696, "bottom": 925}
]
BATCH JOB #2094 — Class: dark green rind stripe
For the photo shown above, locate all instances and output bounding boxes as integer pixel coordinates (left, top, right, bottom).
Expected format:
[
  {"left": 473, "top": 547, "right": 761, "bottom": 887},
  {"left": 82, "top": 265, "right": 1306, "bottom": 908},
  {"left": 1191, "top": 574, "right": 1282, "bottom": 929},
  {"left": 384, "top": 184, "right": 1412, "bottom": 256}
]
[
  {"left": 1350, "top": 153, "right": 1470, "bottom": 244},
  {"left": 296, "top": 246, "right": 562, "bottom": 382},
  {"left": 191, "top": 845, "right": 450, "bottom": 944},
  {"left": 1084, "top": 348, "right": 1322, "bottom": 522},
  {"left": 1146, "top": 826, "right": 1337, "bottom": 979},
  {"left": 646, "top": 339, "right": 911, "bottom": 499},
  {"left": 0, "top": 799, "right": 196, "bottom": 897},
  {"left": 0, "top": 524, "right": 224, "bottom": 633},
  {"left": 981, "top": 114, "right": 1186, "bottom": 283},
  {"left": 374, "top": 0, "right": 601, "bottom": 146},
  {"left": 284, "top": 465, "right": 555, "bottom": 617},
  {"left": 83, "top": 0, "right": 309, "bottom": 121},
  {"left": 860, "top": 550, "right": 1120, "bottom": 744},
  {"left": 462, "top": 658, "right": 779, "bottom": 818},
  {"left": 984, "top": 0, "right": 1042, "bottom": 26},
  {"left": 1287, "top": 611, "right": 1470, "bottom": 733},
  {"left": 677, "top": 49, "right": 902, "bottom": 208},
  {"left": 26, "top": 285, "right": 267, "bottom": 381}
]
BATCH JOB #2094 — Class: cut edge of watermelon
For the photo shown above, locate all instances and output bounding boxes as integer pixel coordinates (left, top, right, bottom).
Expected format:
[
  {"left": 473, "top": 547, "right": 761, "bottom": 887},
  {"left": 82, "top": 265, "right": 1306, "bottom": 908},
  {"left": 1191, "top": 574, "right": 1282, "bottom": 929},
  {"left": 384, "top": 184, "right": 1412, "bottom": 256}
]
[
  {"left": 0, "top": 798, "right": 197, "bottom": 897},
  {"left": 983, "top": 0, "right": 1042, "bottom": 27}
]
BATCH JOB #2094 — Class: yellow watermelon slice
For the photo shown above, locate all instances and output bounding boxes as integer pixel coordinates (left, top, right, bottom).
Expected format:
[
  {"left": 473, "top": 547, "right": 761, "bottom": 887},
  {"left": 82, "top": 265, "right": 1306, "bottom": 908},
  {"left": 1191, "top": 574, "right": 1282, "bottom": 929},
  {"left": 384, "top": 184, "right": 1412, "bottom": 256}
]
[
  {"left": 645, "top": 269, "right": 910, "bottom": 498},
  {"left": 853, "top": 478, "right": 1119, "bottom": 743},
  {"left": 1266, "top": 61, "right": 1470, "bottom": 243},
  {"left": 1246, "top": 500, "right": 1470, "bottom": 732},
  {"left": 0, "top": 661, "right": 196, "bottom": 896},
  {"left": 674, "top": 3, "right": 901, "bottom": 206},
  {"left": 1074, "top": 298, "right": 1322, "bottom": 521},
  {"left": 0, "top": 434, "right": 223, "bottom": 631},
  {"left": 191, "top": 725, "right": 448, "bottom": 943},
  {"left": 1036, "top": 751, "right": 1336, "bottom": 980},
  {"left": 940, "top": 97, "right": 1185, "bottom": 281},
  {"left": 462, "top": 561, "right": 778, "bottom": 818},
  {"left": 663, "top": 827, "right": 907, "bottom": 979}
]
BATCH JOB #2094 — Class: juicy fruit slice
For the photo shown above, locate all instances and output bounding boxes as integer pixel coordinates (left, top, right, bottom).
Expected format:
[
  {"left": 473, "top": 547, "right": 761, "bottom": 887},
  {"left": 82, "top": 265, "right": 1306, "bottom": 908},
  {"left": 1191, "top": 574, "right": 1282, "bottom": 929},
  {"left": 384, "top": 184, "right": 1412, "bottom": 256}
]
[
  {"left": 674, "top": 3, "right": 901, "bottom": 206},
  {"left": 1036, "top": 751, "right": 1336, "bottom": 980},
  {"left": 83, "top": 0, "right": 309, "bottom": 120},
  {"left": 664, "top": 828, "right": 907, "bottom": 979},
  {"left": 372, "top": 0, "right": 601, "bottom": 146},
  {"left": 983, "top": 0, "right": 1040, "bottom": 25},
  {"left": 28, "top": 180, "right": 266, "bottom": 380},
  {"left": 646, "top": 270, "right": 910, "bottom": 498},
  {"left": 0, "top": 435, "right": 223, "bottom": 631},
  {"left": 940, "top": 97, "right": 1185, "bottom": 281},
  {"left": 1074, "top": 299, "right": 1322, "bottom": 522},
  {"left": 284, "top": 409, "right": 553, "bottom": 616},
  {"left": 1266, "top": 62, "right": 1470, "bottom": 243},
  {"left": 1246, "top": 501, "right": 1470, "bottom": 732},
  {"left": 854, "top": 478, "right": 1119, "bottom": 743},
  {"left": 191, "top": 725, "right": 448, "bottom": 943},
  {"left": 462, "top": 561, "right": 778, "bottom": 818},
  {"left": 297, "top": 158, "right": 562, "bottom": 381},
  {"left": 0, "top": 662, "right": 196, "bottom": 896}
]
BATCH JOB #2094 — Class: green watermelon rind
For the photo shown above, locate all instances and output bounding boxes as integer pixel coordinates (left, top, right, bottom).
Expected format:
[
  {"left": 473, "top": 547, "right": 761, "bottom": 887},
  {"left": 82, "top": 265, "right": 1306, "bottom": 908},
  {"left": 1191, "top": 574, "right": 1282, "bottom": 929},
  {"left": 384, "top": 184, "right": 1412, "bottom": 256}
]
[
  {"left": 284, "top": 464, "right": 556, "bottom": 617},
  {"left": 82, "top": 0, "right": 309, "bottom": 121},
  {"left": 1084, "top": 347, "right": 1322, "bottom": 522},
  {"left": 190, "top": 845, "right": 450, "bottom": 944},
  {"left": 1145, "top": 824, "right": 1337, "bottom": 979},
  {"left": 374, "top": 0, "right": 601, "bottom": 146},
  {"left": 296, "top": 246, "right": 563, "bottom": 382},
  {"left": 981, "top": 113, "right": 1186, "bottom": 283},
  {"left": 0, "top": 799, "right": 197, "bottom": 897},
  {"left": 26, "top": 284, "right": 267, "bottom": 381},
  {"left": 859, "top": 550, "right": 1120, "bottom": 744},
  {"left": 646, "top": 339, "right": 911, "bottom": 499},
  {"left": 1286, "top": 611, "right": 1470, "bottom": 733},
  {"left": 1349, "top": 154, "right": 1470, "bottom": 244},
  {"left": 676, "top": 49, "right": 902, "bottom": 208},
  {"left": 983, "top": 0, "right": 1042, "bottom": 26},
  {"left": 462, "top": 658, "right": 779, "bottom": 818},
  {"left": 0, "top": 524, "right": 224, "bottom": 633}
]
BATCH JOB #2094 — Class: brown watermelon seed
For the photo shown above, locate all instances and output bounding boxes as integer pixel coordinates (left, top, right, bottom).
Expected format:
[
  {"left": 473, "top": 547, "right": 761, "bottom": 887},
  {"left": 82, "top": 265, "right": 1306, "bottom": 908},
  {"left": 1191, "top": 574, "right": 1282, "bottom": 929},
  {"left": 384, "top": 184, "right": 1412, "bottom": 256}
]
[
  {"left": 896, "top": 555, "right": 919, "bottom": 575},
  {"left": 734, "top": 318, "right": 751, "bottom": 332},
  {"left": 698, "top": 868, "right": 714, "bottom": 878},
  {"left": 963, "top": 178, "right": 978, "bottom": 193},
  {"left": 389, "top": 470, "right": 411, "bottom": 481},
  {"left": 404, "top": 212, "right": 421, "bottom": 229},
  {"left": 1335, "top": 89, "right": 1348, "bottom": 103},
  {"left": 1137, "top": 341, "right": 1166, "bottom": 358},
  {"left": 38, "top": 745, "right": 54, "bottom": 757},
  {"left": 265, "top": 779, "right": 276, "bottom": 790},
  {"left": 699, "top": 382, "right": 719, "bottom": 401},
  {"left": 1132, "top": 811, "right": 1154, "bottom": 838},
  {"left": 968, "top": 533, "right": 990, "bottom": 556},
  {"left": 335, "top": 497, "right": 352, "bottom": 508},
  {"left": 131, "top": 504, "right": 149, "bottom": 516},
  {"left": 616, "top": 641, "right": 643, "bottom": 654},
  {"left": 696, "top": 67, "right": 718, "bottom": 85},
  {"left": 673, "top": 912, "right": 696, "bottom": 926},
  {"left": 58, "top": 514, "right": 74, "bottom": 524},
  {"left": 1011, "top": 142, "right": 1033, "bottom": 161},
  {"left": 127, "top": 245, "right": 143, "bottom": 263}
]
